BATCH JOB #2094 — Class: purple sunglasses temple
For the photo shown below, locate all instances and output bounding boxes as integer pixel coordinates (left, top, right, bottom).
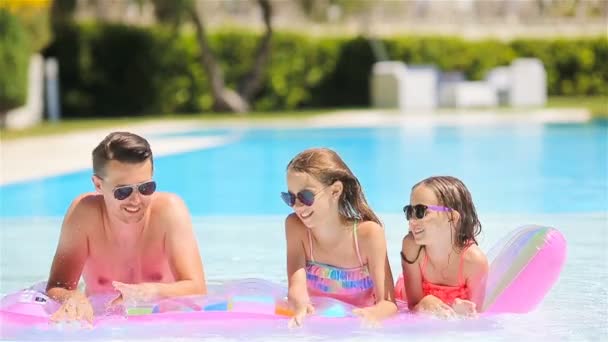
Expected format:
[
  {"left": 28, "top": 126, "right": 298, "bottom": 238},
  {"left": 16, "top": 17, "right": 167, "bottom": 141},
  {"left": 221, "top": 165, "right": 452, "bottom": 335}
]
[{"left": 426, "top": 205, "right": 452, "bottom": 212}]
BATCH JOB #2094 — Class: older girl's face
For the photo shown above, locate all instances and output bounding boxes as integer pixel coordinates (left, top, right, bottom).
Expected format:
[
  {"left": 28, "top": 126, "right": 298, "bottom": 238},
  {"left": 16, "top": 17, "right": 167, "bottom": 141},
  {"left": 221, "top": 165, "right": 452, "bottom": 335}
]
[{"left": 285, "top": 171, "right": 337, "bottom": 229}]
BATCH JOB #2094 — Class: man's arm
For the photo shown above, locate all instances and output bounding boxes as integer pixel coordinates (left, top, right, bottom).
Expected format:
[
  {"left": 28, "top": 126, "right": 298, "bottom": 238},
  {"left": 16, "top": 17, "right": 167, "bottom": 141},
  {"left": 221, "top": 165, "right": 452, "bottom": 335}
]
[
  {"left": 158, "top": 194, "right": 207, "bottom": 297},
  {"left": 46, "top": 195, "right": 91, "bottom": 302}
]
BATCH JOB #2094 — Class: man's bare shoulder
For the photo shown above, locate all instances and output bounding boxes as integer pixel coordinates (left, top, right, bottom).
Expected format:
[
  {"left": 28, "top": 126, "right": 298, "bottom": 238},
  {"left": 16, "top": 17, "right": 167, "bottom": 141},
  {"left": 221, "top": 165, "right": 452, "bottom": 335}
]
[
  {"left": 150, "top": 192, "right": 188, "bottom": 212},
  {"left": 152, "top": 192, "right": 185, "bottom": 209},
  {"left": 148, "top": 192, "right": 191, "bottom": 230},
  {"left": 67, "top": 193, "right": 103, "bottom": 217},
  {"left": 74, "top": 192, "right": 103, "bottom": 205},
  {"left": 62, "top": 193, "right": 103, "bottom": 232}
]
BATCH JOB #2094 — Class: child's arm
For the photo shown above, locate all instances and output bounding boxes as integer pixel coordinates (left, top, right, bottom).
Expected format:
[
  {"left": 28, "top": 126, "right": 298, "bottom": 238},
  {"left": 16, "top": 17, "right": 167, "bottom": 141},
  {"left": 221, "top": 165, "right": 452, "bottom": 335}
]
[
  {"left": 285, "top": 214, "right": 312, "bottom": 326},
  {"left": 401, "top": 233, "right": 425, "bottom": 310},
  {"left": 402, "top": 234, "right": 456, "bottom": 317},
  {"left": 451, "top": 246, "right": 489, "bottom": 317},
  {"left": 463, "top": 245, "right": 489, "bottom": 311},
  {"left": 352, "top": 222, "right": 398, "bottom": 322}
]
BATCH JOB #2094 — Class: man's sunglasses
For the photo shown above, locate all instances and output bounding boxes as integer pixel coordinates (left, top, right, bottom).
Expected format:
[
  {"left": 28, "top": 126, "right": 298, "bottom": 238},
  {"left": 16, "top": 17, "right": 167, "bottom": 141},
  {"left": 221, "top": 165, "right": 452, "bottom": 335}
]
[
  {"left": 403, "top": 204, "right": 452, "bottom": 221},
  {"left": 281, "top": 187, "right": 328, "bottom": 207},
  {"left": 112, "top": 181, "right": 157, "bottom": 200}
]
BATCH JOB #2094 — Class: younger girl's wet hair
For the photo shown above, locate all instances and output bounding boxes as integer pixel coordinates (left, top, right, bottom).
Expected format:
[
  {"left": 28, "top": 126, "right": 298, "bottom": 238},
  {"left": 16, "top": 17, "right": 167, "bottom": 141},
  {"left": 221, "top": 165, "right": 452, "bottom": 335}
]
[
  {"left": 402, "top": 176, "right": 481, "bottom": 264},
  {"left": 286, "top": 148, "right": 381, "bottom": 225}
]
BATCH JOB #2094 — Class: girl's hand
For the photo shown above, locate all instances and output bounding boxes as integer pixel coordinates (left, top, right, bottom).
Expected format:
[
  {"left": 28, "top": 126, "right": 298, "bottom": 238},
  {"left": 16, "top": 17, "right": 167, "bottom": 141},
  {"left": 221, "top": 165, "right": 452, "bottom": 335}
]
[
  {"left": 416, "top": 295, "right": 456, "bottom": 319},
  {"left": 288, "top": 302, "right": 314, "bottom": 328},
  {"left": 452, "top": 298, "right": 478, "bottom": 317},
  {"left": 352, "top": 307, "right": 381, "bottom": 328}
]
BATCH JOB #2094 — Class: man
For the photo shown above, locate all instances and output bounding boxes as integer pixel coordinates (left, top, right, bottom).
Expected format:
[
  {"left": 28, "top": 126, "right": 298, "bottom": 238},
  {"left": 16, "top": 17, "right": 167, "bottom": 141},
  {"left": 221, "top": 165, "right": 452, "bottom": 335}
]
[{"left": 46, "top": 131, "right": 206, "bottom": 322}]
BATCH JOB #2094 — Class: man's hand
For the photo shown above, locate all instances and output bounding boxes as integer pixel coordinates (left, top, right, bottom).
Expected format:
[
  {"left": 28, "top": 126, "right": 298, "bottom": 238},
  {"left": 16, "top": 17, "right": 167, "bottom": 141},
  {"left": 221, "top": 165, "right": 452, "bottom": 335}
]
[
  {"left": 50, "top": 292, "right": 94, "bottom": 326},
  {"left": 112, "top": 282, "right": 159, "bottom": 305}
]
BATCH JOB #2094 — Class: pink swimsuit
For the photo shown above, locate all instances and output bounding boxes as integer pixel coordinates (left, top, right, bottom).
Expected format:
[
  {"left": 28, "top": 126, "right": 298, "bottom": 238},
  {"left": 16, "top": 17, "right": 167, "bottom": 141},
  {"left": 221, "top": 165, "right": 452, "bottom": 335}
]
[
  {"left": 419, "top": 244, "right": 472, "bottom": 305},
  {"left": 305, "top": 221, "right": 375, "bottom": 307}
]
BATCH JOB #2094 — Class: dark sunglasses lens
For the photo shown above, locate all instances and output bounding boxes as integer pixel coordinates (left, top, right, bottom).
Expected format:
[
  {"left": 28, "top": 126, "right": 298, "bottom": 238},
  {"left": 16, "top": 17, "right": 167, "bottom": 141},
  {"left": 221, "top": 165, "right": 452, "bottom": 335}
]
[
  {"left": 298, "top": 190, "right": 315, "bottom": 206},
  {"left": 404, "top": 205, "right": 427, "bottom": 220},
  {"left": 138, "top": 181, "right": 156, "bottom": 196},
  {"left": 281, "top": 192, "right": 295, "bottom": 206},
  {"left": 404, "top": 205, "right": 412, "bottom": 220},
  {"left": 414, "top": 205, "right": 427, "bottom": 219},
  {"left": 114, "top": 187, "right": 133, "bottom": 200}
]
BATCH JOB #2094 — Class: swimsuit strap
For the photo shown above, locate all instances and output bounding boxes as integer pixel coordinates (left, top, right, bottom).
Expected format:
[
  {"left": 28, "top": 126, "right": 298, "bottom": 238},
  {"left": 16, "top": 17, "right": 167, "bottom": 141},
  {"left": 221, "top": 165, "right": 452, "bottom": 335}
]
[
  {"left": 353, "top": 220, "right": 364, "bottom": 267},
  {"left": 307, "top": 228, "right": 315, "bottom": 262},
  {"left": 308, "top": 220, "right": 364, "bottom": 266},
  {"left": 421, "top": 242, "right": 473, "bottom": 286}
]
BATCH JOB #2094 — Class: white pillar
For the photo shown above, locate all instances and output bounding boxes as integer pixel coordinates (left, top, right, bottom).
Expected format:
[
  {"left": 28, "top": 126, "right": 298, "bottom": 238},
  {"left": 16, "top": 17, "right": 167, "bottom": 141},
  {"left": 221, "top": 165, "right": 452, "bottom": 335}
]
[
  {"left": 510, "top": 58, "right": 547, "bottom": 107},
  {"left": 45, "top": 58, "right": 61, "bottom": 122}
]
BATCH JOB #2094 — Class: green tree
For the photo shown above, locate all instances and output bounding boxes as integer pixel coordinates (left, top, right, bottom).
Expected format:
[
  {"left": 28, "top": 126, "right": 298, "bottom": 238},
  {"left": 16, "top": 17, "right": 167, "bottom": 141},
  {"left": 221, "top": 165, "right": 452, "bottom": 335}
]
[
  {"left": 298, "top": 0, "right": 370, "bottom": 22},
  {"left": 0, "top": 9, "right": 30, "bottom": 127},
  {"left": 151, "top": 0, "right": 273, "bottom": 113}
]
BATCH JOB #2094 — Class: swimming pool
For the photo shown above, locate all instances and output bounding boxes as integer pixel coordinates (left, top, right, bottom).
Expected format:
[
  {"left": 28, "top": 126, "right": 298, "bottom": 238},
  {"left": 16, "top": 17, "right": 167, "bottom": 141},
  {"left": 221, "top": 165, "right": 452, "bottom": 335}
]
[{"left": 1, "top": 120, "right": 606, "bottom": 340}]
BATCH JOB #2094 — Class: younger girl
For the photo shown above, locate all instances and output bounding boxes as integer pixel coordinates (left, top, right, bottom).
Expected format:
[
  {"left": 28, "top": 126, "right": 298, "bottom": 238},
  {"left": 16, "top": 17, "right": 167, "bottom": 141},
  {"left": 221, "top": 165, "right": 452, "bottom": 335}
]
[
  {"left": 283, "top": 148, "right": 396, "bottom": 327},
  {"left": 399, "top": 176, "right": 488, "bottom": 318}
]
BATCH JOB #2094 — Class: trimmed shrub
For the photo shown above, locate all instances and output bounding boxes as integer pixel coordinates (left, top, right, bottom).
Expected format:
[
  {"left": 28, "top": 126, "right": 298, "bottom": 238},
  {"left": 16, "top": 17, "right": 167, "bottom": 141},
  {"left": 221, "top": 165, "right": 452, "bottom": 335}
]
[
  {"left": 0, "top": 9, "right": 30, "bottom": 115},
  {"left": 45, "top": 22, "right": 607, "bottom": 116}
]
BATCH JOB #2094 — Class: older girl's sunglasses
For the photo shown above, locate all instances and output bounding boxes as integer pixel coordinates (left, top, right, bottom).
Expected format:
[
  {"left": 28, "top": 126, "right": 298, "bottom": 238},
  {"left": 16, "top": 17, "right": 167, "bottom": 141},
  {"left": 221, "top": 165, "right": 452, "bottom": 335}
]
[
  {"left": 280, "top": 189, "right": 317, "bottom": 207},
  {"left": 282, "top": 183, "right": 335, "bottom": 207},
  {"left": 403, "top": 204, "right": 451, "bottom": 221},
  {"left": 113, "top": 181, "right": 157, "bottom": 200}
]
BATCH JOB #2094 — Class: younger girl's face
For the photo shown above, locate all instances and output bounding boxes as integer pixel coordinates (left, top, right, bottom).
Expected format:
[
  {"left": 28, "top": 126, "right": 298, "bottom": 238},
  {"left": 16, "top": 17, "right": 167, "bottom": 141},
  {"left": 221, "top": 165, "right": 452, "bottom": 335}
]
[
  {"left": 408, "top": 184, "right": 452, "bottom": 245},
  {"left": 285, "top": 171, "right": 335, "bottom": 229}
]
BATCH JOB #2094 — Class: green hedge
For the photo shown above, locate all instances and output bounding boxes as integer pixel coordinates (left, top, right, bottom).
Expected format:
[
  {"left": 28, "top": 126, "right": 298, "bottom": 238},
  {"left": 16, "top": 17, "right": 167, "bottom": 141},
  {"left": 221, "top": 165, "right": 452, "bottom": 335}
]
[
  {"left": 45, "top": 23, "right": 607, "bottom": 117},
  {"left": 44, "top": 23, "right": 193, "bottom": 116},
  {"left": 0, "top": 9, "right": 30, "bottom": 114},
  {"left": 510, "top": 37, "right": 607, "bottom": 95}
]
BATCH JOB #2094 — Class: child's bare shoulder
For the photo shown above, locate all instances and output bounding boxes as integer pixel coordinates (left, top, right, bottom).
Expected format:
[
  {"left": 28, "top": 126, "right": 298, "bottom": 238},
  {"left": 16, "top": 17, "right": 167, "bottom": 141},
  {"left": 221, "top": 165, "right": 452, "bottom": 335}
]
[
  {"left": 463, "top": 245, "right": 489, "bottom": 270},
  {"left": 356, "top": 220, "right": 383, "bottom": 237},
  {"left": 284, "top": 213, "right": 307, "bottom": 236}
]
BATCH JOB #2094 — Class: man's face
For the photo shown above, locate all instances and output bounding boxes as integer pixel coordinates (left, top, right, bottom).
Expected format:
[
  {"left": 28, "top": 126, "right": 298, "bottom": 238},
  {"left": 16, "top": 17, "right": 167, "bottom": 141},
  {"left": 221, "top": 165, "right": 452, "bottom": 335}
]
[{"left": 93, "top": 159, "right": 154, "bottom": 224}]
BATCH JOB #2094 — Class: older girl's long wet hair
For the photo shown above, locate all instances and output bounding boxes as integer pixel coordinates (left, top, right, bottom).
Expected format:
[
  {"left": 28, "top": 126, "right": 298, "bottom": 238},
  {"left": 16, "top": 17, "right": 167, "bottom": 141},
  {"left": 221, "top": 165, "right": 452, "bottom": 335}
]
[
  {"left": 403, "top": 176, "right": 482, "bottom": 264},
  {"left": 286, "top": 148, "right": 381, "bottom": 226}
]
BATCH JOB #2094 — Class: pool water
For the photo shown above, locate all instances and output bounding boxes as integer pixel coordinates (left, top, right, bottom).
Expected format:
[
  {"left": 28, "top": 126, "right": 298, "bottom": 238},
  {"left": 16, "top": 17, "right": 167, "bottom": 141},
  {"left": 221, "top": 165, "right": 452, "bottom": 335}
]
[{"left": 1, "top": 120, "right": 606, "bottom": 340}]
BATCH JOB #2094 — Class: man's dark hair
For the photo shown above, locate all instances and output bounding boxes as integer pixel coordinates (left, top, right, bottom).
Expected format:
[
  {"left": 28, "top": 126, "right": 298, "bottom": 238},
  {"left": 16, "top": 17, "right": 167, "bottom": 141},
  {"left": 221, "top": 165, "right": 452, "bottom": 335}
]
[{"left": 92, "top": 132, "right": 153, "bottom": 177}]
